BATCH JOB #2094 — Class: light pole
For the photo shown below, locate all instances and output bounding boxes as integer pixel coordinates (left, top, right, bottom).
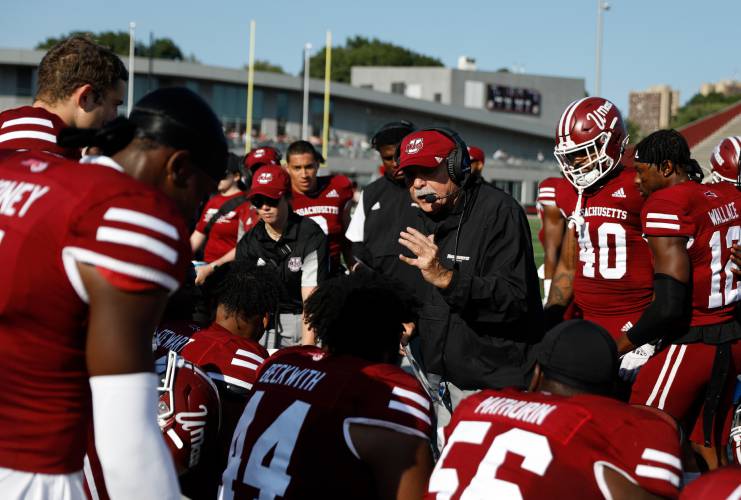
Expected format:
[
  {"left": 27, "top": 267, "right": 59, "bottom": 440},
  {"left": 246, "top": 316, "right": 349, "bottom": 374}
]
[
  {"left": 594, "top": 0, "right": 610, "bottom": 97},
  {"left": 302, "top": 43, "right": 312, "bottom": 140},
  {"left": 127, "top": 22, "right": 135, "bottom": 116}
]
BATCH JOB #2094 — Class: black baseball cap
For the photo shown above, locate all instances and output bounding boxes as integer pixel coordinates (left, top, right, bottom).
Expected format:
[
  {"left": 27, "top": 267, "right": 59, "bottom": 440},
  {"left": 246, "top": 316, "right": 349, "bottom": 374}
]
[
  {"left": 533, "top": 319, "right": 617, "bottom": 395},
  {"left": 371, "top": 120, "right": 416, "bottom": 149}
]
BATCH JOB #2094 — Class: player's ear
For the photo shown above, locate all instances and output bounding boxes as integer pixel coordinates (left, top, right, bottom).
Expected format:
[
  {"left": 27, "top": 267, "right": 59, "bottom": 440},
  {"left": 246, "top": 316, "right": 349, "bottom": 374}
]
[
  {"left": 528, "top": 363, "right": 543, "bottom": 392},
  {"left": 165, "top": 150, "right": 194, "bottom": 187},
  {"left": 660, "top": 160, "right": 674, "bottom": 177},
  {"left": 75, "top": 84, "right": 98, "bottom": 112}
]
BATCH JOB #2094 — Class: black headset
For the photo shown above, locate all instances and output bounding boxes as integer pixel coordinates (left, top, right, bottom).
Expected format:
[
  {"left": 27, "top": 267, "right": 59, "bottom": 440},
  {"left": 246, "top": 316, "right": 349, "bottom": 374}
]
[{"left": 395, "top": 127, "right": 472, "bottom": 186}]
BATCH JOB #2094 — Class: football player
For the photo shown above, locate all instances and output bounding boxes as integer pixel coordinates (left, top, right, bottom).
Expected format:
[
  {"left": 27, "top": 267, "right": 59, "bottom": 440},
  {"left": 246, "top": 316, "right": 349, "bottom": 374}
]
[
  {"left": 679, "top": 465, "right": 741, "bottom": 498},
  {"left": 709, "top": 136, "right": 741, "bottom": 185},
  {"left": 220, "top": 272, "right": 434, "bottom": 499},
  {"left": 546, "top": 97, "right": 654, "bottom": 340},
  {"left": 285, "top": 140, "right": 354, "bottom": 274},
  {"left": 536, "top": 176, "right": 568, "bottom": 301},
  {"left": 426, "top": 320, "right": 683, "bottom": 499},
  {"left": 0, "top": 36, "right": 127, "bottom": 157},
  {"left": 0, "top": 87, "right": 227, "bottom": 499},
  {"left": 617, "top": 129, "right": 741, "bottom": 469}
]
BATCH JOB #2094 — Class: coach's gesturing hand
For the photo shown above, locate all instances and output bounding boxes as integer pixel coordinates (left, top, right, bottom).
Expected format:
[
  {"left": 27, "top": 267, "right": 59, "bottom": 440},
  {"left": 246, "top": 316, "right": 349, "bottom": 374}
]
[{"left": 398, "top": 227, "right": 453, "bottom": 289}]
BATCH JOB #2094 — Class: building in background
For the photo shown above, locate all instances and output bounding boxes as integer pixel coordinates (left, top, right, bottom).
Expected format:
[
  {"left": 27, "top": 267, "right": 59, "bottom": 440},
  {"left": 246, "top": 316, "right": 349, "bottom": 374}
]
[
  {"left": 0, "top": 47, "right": 587, "bottom": 205},
  {"left": 629, "top": 84, "right": 680, "bottom": 136},
  {"left": 350, "top": 66, "right": 585, "bottom": 134},
  {"left": 700, "top": 79, "right": 741, "bottom": 97}
]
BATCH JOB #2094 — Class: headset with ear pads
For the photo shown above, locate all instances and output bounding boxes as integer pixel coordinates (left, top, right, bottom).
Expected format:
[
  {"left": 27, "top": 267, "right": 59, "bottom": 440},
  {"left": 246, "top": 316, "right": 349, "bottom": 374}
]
[{"left": 426, "top": 127, "right": 472, "bottom": 185}]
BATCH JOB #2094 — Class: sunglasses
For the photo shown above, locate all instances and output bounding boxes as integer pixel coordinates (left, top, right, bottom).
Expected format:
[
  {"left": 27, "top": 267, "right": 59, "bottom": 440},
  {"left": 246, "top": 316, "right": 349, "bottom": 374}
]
[{"left": 251, "top": 195, "right": 280, "bottom": 208}]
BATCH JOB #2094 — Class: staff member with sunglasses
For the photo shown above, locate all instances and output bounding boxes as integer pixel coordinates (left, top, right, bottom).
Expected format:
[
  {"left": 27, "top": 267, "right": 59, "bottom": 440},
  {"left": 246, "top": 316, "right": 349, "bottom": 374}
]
[{"left": 236, "top": 164, "right": 329, "bottom": 348}]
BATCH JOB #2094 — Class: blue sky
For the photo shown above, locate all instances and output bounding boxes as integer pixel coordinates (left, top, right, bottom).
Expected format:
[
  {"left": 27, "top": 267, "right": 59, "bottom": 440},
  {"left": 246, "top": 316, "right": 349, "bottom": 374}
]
[{"left": 2, "top": 0, "right": 739, "bottom": 114}]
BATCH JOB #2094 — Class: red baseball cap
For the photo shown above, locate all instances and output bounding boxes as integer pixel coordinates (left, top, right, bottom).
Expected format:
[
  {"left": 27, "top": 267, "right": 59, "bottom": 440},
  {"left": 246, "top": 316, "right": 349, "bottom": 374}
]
[
  {"left": 244, "top": 147, "right": 281, "bottom": 172},
  {"left": 397, "top": 130, "right": 456, "bottom": 172},
  {"left": 467, "top": 145, "right": 485, "bottom": 164},
  {"left": 249, "top": 165, "right": 290, "bottom": 200}
]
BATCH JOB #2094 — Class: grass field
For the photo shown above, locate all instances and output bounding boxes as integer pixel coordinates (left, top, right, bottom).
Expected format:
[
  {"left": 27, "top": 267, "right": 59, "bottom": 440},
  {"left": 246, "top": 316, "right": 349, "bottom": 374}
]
[{"left": 528, "top": 215, "right": 544, "bottom": 271}]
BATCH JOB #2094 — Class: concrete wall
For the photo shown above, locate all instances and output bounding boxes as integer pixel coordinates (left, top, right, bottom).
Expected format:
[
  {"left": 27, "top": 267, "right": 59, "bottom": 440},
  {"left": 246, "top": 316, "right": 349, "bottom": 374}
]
[{"left": 351, "top": 67, "right": 453, "bottom": 104}]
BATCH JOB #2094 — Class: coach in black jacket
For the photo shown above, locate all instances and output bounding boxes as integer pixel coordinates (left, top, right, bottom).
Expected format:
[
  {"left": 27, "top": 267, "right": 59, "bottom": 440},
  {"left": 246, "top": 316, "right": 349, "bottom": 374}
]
[{"left": 396, "top": 129, "right": 543, "bottom": 405}]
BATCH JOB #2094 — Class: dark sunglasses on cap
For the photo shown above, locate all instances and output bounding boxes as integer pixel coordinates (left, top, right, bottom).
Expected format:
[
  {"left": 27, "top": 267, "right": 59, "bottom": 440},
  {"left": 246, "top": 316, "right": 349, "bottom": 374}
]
[{"left": 251, "top": 195, "right": 280, "bottom": 208}]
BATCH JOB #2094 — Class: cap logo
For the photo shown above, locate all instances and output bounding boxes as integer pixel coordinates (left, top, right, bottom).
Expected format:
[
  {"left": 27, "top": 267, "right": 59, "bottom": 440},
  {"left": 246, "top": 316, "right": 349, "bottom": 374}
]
[
  {"left": 586, "top": 100, "right": 613, "bottom": 130},
  {"left": 405, "top": 138, "right": 424, "bottom": 155},
  {"left": 254, "top": 149, "right": 265, "bottom": 158},
  {"left": 257, "top": 172, "right": 273, "bottom": 184},
  {"left": 288, "top": 256, "right": 302, "bottom": 272}
]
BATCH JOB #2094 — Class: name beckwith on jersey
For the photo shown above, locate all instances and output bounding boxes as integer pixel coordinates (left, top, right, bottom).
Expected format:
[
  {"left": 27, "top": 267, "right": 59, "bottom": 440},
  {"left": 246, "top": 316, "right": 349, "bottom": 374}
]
[{"left": 219, "top": 346, "right": 432, "bottom": 499}]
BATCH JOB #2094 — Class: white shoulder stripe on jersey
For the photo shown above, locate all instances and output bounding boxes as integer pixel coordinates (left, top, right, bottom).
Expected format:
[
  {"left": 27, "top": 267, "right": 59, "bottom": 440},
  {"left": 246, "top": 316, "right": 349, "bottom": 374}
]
[
  {"left": 342, "top": 417, "right": 429, "bottom": 460},
  {"left": 392, "top": 386, "right": 431, "bottom": 410},
  {"left": 1, "top": 117, "right": 54, "bottom": 129},
  {"left": 231, "top": 358, "right": 259, "bottom": 371},
  {"left": 645, "top": 222, "right": 681, "bottom": 230},
  {"left": 539, "top": 187, "right": 556, "bottom": 192},
  {"left": 97, "top": 227, "right": 178, "bottom": 264},
  {"left": 538, "top": 193, "right": 556, "bottom": 199},
  {"left": 62, "top": 246, "right": 180, "bottom": 304},
  {"left": 103, "top": 207, "right": 180, "bottom": 240},
  {"left": 539, "top": 201, "right": 557, "bottom": 207},
  {"left": 634, "top": 464, "right": 680, "bottom": 487},
  {"left": 206, "top": 372, "right": 253, "bottom": 390},
  {"left": 388, "top": 400, "right": 431, "bottom": 425},
  {"left": 641, "top": 449, "right": 682, "bottom": 470},
  {"left": 646, "top": 213, "right": 679, "bottom": 220},
  {"left": 235, "top": 349, "right": 265, "bottom": 363},
  {"left": 593, "top": 461, "right": 638, "bottom": 500},
  {"left": 0, "top": 130, "right": 57, "bottom": 144}
]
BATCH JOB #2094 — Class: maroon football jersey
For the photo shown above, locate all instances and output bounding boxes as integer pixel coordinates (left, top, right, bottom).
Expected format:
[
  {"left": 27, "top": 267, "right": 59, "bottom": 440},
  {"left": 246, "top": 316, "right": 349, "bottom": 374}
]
[
  {"left": 427, "top": 389, "right": 682, "bottom": 499},
  {"left": 535, "top": 176, "right": 567, "bottom": 246},
  {"left": 194, "top": 192, "right": 252, "bottom": 263},
  {"left": 220, "top": 346, "right": 432, "bottom": 500},
  {"left": 679, "top": 465, "right": 741, "bottom": 499},
  {"left": 0, "top": 106, "right": 80, "bottom": 158},
  {"left": 292, "top": 174, "right": 353, "bottom": 271},
  {"left": 557, "top": 168, "right": 653, "bottom": 321},
  {"left": 642, "top": 181, "right": 741, "bottom": 326},
  {"left": 0, "top": 151, "right": 189, "bottom": 474}
]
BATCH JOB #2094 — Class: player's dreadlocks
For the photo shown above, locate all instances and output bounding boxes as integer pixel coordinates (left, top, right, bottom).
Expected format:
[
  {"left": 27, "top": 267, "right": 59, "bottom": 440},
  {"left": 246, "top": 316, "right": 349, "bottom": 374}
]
[
  {"left": 216, "top": 262, "right": 283, "bottom": 322},
  {"left": 304, "top": 272, "right": 419, "bottom": 363},
  {"left": 635, "top": 129, "right": 704, "bottom": 182}
]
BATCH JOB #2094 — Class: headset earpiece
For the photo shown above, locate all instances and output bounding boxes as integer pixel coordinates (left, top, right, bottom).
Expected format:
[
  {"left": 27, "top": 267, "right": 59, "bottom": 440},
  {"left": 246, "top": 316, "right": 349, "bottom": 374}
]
[{"left": 425, "top": 127, "right": 471, "bottom": 185}]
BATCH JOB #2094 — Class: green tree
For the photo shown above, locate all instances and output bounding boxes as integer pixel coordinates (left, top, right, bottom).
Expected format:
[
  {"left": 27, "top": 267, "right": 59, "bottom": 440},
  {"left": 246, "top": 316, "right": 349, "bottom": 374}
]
[
  {"left": 670, "top": 92, "right": 741, "bottom": 129},
  {"left": 626, "top": 119, "right": 642, "bottom": 145},
  {"left": 309, "top": 36, "right": 443, "bottom": 83},
  {"left": 247, "top": 60, "right": 285, "bottom": 74},
  {"left": 36, "top": 31, "right": 186, "bottom": 61}
]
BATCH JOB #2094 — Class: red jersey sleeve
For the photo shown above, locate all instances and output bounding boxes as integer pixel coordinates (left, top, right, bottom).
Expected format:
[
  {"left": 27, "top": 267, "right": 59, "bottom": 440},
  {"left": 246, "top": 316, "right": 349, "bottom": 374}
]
[
  {"left": 335, "top": 174, "right": 354, "bottom": 207},
  {"left": 642, "top": 191, "right": 694, "bottom": 239},
  {"left": 349, "top": 364, "right": 432, "bottom": 443},
  {"left": 537, "top": 177, "right": 561, "bottom": 208},
  {"left": 607, "top": 409, "right": 683, "bottom": 498},
  {"left": 63, "top": 191, "right": 190, "bottom": 301},
  {"left": 182, "top": 335, "right": 268, "bottom": 392}
]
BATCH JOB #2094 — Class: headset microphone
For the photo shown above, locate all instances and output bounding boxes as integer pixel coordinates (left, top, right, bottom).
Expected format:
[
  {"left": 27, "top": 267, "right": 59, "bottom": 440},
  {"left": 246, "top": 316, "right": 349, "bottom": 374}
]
[{"left": 421, "top": 187, "right": 463, "bottom": 203}]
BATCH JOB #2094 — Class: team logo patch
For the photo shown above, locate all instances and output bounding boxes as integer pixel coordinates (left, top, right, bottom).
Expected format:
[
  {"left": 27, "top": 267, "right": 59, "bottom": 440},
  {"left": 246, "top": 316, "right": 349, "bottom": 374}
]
[
  {"left": 611, "top": 188, "right": 626, "bottom": 198},
  {"left": 287, "top": 257, "right": 302, "bottom": 272},
  {"left": 704, "top": 191, "right": 719, "bottom": 199},
  {"left": 405, "top": 138, "right": 424, "bottom": 155},
  {"left": 257, "top": 172, "right": 273, "bottom": 184},
  {"left": 326, "top": 189, "right": 339, "bottom": 198}
]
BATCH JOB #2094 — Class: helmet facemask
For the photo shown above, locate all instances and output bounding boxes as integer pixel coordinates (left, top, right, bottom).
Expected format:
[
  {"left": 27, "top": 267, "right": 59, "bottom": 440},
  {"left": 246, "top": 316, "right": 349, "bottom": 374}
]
[{"left": 555, "top": 131, "right": 621, "bottom": 190}]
